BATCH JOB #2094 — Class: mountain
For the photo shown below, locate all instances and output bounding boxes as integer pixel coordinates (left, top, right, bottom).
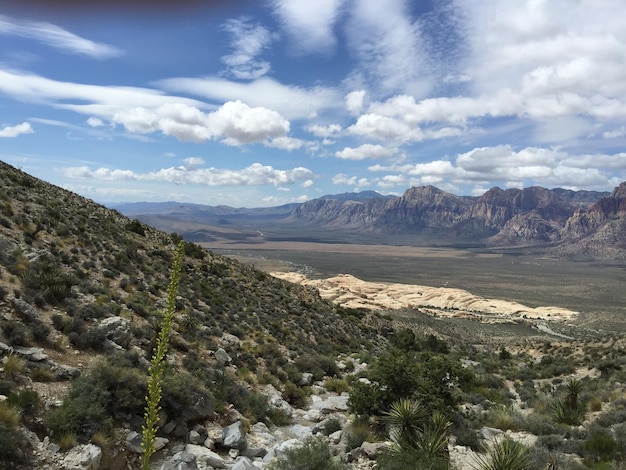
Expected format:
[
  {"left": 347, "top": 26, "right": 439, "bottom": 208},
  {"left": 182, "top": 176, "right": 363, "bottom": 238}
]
[{"left": 114, "top": 183, "right": 621, "bottom": 257}]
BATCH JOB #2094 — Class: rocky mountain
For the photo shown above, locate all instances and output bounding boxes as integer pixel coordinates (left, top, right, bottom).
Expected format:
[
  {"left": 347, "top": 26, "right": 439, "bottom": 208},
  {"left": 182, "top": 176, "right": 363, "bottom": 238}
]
[{"left": 115, "top": 184, "right": 622, "bottom": 257}]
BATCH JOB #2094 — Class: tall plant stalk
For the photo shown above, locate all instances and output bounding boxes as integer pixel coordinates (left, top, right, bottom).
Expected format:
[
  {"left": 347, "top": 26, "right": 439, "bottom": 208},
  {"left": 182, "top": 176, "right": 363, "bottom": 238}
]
[{"left": 141, "top": 241, "right": 185, "bottom": 470}]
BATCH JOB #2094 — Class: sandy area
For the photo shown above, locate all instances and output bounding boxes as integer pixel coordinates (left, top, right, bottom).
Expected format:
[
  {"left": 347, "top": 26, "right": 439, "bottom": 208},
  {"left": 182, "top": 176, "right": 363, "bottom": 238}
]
[{"left": 271, "top": 272, "right": 578, "bottom": 322}]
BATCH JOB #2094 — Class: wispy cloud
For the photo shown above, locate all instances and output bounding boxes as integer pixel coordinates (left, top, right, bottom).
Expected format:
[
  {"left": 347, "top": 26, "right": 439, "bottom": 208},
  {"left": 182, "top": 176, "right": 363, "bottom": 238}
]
[
  {"left": 271, "top": 0, "right": 345, "bottom": 54},
  {"left": 0, "top": 14, "right": 123, "bottom": 58},
  {"left": 221, "top": 17, "right": 274, "bottom": 80}
]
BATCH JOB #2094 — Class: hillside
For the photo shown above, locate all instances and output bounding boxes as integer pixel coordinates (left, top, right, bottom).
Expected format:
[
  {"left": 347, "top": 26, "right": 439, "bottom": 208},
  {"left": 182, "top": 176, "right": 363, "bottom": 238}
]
[
  {"left": 0, "top": 161, "right": 386, "bottom": 468},
  {"left": 3, "top": 160, "right": 626, "bottom": 470}
]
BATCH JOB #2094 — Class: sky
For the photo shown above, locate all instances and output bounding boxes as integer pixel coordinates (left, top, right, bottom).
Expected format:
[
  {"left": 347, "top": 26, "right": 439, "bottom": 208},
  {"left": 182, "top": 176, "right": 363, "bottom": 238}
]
[{"left": 1, "top": 0, "right": 626, "bottom": 208}]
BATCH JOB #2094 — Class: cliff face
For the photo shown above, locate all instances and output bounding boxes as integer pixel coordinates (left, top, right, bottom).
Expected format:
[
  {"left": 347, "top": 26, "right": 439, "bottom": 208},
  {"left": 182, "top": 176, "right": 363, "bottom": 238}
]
[{"left": 290, "top": 183, "right": 624, "bottom": 255}]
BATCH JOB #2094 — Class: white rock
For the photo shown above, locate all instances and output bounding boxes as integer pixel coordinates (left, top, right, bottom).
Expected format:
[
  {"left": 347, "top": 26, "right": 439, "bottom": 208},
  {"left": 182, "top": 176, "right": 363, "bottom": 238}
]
[{"left": 62, "top": 444, "right": 102, "bottom": 470}]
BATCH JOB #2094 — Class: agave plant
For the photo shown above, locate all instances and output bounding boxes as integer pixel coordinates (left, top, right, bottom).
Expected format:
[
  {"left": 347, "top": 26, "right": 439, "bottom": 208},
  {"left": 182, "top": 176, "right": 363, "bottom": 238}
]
[{"left": 473, "top": 436, "right": 533, "bottom": 470}]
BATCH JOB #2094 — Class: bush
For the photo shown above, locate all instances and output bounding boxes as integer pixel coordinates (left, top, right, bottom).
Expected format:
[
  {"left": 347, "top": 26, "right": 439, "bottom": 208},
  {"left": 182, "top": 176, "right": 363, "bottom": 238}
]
[
  {"left": 1, "top": 321, "right": 29, "bottom": 346},
  {"left": 282, "top": 382, "right": 307, "bottom": 408},
  {"left": 377, "top": 448, "right": 449, "bottom": 470},
  {"left": 580, "top": 426, "right": 618, "bottom": 463},
  {"left": 345, "top": 419, "right": 371, "bottom": 451},
  {"left": 267, "top": 437, "right": 346, "bottom": 470},
  {"left": 0, "top": 423, "right": 18, "bottom": 458}
]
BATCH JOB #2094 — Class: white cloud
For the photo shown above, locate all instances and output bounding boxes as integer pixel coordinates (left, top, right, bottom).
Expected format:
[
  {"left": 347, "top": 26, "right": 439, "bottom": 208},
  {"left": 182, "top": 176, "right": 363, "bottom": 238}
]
[
  {"left": 182, "top": 157, "right": 205, "bottom": 169},
  {"left": 266, "top": 136, "right": 306, "bottom": 151},
  {"left": 335, "top": 144, "right": 397, "bottom": 160},
  {"left": 157, "top": 76, "right": 341, "bottom": 121},
  {"left": 0, "top": 121, "right": 33, "bottom": 138},
  {"left": 306, "top": 123, "right": 341, "bottom": 137},
  {"left": 221, "top": 17, "right": 274, "bottom": 80},
  {"left": 0, "top": 14, "right": 123, "bottom": 59},
  {"left": 62, "top": 162, "right": 314, "bottom": 187},
  {"left": 302, "top": 179, "right": 314, "bottom": 188},
  {"left": 345, "top": 0, "right": 432, "bottom": 97},
  {"left": 348, "top": 114, "right": 421, "bottom": 142},
  {"left": 345, "top": 90, "right": 366, "bottom": 115},
  {"left": 86, "top": 117, "right": 104, "bottom": 127},
  {"left": 271, "top": 0, "right": 345, "bottom": 54}
]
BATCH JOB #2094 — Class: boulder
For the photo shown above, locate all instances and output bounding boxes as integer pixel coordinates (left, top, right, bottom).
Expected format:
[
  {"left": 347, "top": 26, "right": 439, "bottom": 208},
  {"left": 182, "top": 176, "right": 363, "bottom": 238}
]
[
  {"left": 289, "top": 424, "right": 312, "bottom": 439},
  {"left": 214, "top": 348, "right": 231, "bottom": 367},
  {"left": 184, "top": 444, "right": 225, "bottom": 468},
  {"left": 160, "top": 450, "right": 198, "bottom": 470},
  {"left": 360, "top": 441, "right": 386, "bottom": 459},
  {"left": 230, "top": 457, "right": 257, "bottom": 470},
  {"left": 62, "top": 444, "right": 102, "bottom": 470},
  {"left": 310, "top": 394, "right": 349, "bottom": 414},
  {"left": 98, "top": 316, "right": 130, "bottom": 347},
  {"left": 222, "top": 421, "right": 247, "bottom": 450},
  {"left": 12, "top": 298, "right": 41, "bottom": 323}
]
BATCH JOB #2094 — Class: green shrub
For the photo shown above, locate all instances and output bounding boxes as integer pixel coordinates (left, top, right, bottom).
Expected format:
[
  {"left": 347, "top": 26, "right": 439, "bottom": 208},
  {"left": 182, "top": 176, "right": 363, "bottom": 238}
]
[
  {"left": 474, "top": 437, "right": 533, "bottom": 470},
  {"left": 580, "top": 426, "right": 618, "bottom": 463},
  {"left": 345, "top": 418, "right": 372, "bottom": 451},
  {"left": 377, "top": 447, "right": 449, "bottom": 470},
  {"left": 322, "top": 417, "right": 343, "bottom": 436},
  {"left": 1, "top": 321, "right": 29, "bottom": 346},
  {"left": 282, "top": 382, "right": 307, "bottom": 408},
  {"left": 0, "top": 423, "right": 18, "bottom": 458},
  {"left": 267, "top": 436, "right": 346, "bottom": 470},
  {"left": 324, "top": 378, "right": 350, "bottom": 394}
]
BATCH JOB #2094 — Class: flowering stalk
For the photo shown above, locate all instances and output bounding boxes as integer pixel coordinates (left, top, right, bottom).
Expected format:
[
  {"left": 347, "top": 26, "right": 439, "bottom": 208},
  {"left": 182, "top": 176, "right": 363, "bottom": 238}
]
[{"left": 141, "top": 241, "right": 185, "bottom": 469}]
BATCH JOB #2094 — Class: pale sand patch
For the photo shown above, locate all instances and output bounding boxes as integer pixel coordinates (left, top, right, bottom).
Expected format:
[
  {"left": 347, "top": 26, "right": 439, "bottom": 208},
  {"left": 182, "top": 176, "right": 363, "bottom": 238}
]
[{"left": 272, "top": 272, "right": 578, "bottom": 322}]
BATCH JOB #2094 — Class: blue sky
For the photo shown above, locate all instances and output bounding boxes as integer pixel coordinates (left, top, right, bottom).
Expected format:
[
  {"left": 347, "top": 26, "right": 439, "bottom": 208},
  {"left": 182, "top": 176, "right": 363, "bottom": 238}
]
[{"left": 1, "top": 0, "right": 626, "bottom": 207}]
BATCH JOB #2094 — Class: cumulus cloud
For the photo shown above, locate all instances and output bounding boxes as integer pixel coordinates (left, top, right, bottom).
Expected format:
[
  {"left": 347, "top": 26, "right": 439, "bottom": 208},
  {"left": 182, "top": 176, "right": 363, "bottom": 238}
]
[
  {"left": 182, "top": 157, "right": 205, "bottom": 169},
  {"left": 0, "top": 121, "right": 33, "bottom": 137},
  {"left": 61, "top": 162, "right": 314, "bottom": 187},
  {"left": 0, "top": 14, "right": 123, "bottom": 58},
  {"left": 271, "top": 0, "right": 345, "bottom": 54},
  {"left": 335, "top": 144, "right": 397, "bottom": 160},
  {"left": 345, "top": 90, "right": 366, "bottom": 115},
  {"left": 86, "top": 117, "right": 104, "bottom": 127},
  {"left": 221, "top": 17, "right": 274, "bottom": 80}
]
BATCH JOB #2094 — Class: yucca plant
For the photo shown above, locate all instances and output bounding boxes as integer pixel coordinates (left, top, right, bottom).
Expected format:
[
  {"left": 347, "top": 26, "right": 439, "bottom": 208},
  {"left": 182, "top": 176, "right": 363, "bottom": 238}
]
[
  {"left": 473, "top": 436, "right": 533, "bottom": 470},
  {"left": 141, "top": 241, "right": 184, "bottom": 470}
]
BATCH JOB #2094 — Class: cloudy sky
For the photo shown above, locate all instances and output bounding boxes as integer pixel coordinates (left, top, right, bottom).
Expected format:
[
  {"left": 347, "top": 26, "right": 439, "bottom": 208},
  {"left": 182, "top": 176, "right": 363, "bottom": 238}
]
[{"left": 1, "top": 0, "right": 625, "bottom": 207}]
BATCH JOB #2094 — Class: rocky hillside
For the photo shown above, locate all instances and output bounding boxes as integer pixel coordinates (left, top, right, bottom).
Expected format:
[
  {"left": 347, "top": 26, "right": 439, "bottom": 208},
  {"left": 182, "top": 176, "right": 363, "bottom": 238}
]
[{"left": 0, "top": 160, "right": 387, "bottom": 468}]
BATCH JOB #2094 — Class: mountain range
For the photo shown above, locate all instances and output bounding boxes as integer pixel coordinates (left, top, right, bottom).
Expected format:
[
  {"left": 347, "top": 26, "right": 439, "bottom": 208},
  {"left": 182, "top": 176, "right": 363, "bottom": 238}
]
[{"left": 115, "top": 183, "right": 626, "bottom": 260}]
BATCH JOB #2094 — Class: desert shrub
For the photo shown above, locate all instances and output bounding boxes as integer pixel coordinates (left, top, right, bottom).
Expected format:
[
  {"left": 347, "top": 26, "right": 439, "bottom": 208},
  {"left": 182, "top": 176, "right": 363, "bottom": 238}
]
[
  {"left": 0, "top": 380, "right": 14, "bottom": 396},
  {"left": 486, "top": 406, "right": 525, "bottom": 432},
  {"left": 1, "top": 321, "right": 29, "bottom": 346},
  {"left": 324, "top": 377, "right": 350, "bottom": 394},
  {"left": 31, "top": 367, "right": 55, "bottom": 382},
  {"left": 267, "top": 436, "right": 346, "bottom": 470},
  {"left": 345, "top": 418, "right": 372, "bottom": 451},
  {"left": 282, "top": 381, "right": 308, "bottom": 408},
  {"left": 20, "top": 259, "right": 78, "bottom": 304},
  {"left": 30, "top": 321, "right": 51, "bottom": 342},
  {"left": 0, "top": 423, "right": 19, "bottom": 458},
  {"left": 6, "top": 389, "right": 39, "bottom": 414},
  {"left": 523, "top": 412, "right": 561, "bottom": 436},
  {"left": 68, "top": 326, "right": 107, "bottom": 350},
  {"left": 2, "top": 354, "right": 25, "bottom": 379},
  {"left": 377, "top": 448, "right": 449, "bottom": 470},
  {"left": 579, "top": 426, "right": 618, "bottom": 463},
  {"left": 0, "top": 402, "right": 21, "bottom": 428},
  {"left": 322, "top": 417, "right": 343, "bottom": 436},
  {"left": 46, "top": 376, "right": 113, "bottom": 441},
  {"left": 595, "top": 408, "right": 626, "bottom": 427}
]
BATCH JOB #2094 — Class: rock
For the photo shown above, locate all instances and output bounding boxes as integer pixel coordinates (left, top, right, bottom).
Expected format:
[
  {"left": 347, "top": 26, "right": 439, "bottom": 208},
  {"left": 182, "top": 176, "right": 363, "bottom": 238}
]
[
  {"left": 125, "top": 431, "right": 143, "bottom": 453},
  {"left": 206, "top": 423, "right": 224, "bottom": 446},
  {"left": 480, "top": 426, "right": 505, "bottom": 441},
  {"left": 230, "top": 457, "right": 257, "bottom": 470},
  {"left": 12, "top": 298, "right": 41, "bottom": 323},
  {"left": 263, "top": 438, "right": 300, "bottom": 463},
  {"left": 246, "top": 422, "right": 276, "bottom": 450},
  {"left": 189, "top": 430, "right": 203, "bottom": 445},
  {"left": 289, "top": 424, "right": 312, "bottom": 439},
  {"left": 329, "top": 430, "right": 343, "bottom": 445},
  {"left": 214, "top": 348, "right": 231, "bottom": 366},
  {"left": 13, "top": 346, "right": 48, "bottom": 362},
  {"left": 62, "top": 444, "right": 102, "bottom": 470},
  {"left": 360, "top": 441, "right": 386, "bottom": 459},
  {"left": 260, "top": 384, "right": 293, "bottom": 417},
  {"left": 221, "top": 333, "right": 241, "bottom": 346},
  {"left": 162, "top": 420, "right": 177, "bottom": 435},
  {"left": 51, "top": 363, "right": 81, "bottom": 380},
  {"left": 160, "top": 450, "right": 198, "bottom": 470},
  {"left": 299, "top": 372, "right": 313, "bottom": 386},
  {"left": 240, "top": 447, "right": 266, "bottom": 458},
  {"left": 310, "top": 394, "right": 349, "bottom": 414},
  {"left": 155, "top": 437, "right": 169, "bottom": 452},
  {"left": 222, "top": 421, "right": 247, "bottom": 450},
  {"left": 184, "top": 444, "right": 225, "bottom": 468},
  {"left": 98, "top": 316, "right": 130, "bottom": 347}
]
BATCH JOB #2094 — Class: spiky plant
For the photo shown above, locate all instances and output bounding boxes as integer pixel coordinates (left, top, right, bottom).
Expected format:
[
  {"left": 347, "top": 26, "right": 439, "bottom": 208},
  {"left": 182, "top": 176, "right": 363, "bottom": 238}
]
[
  {"left": 473, "top": 436, "right": 533, "bottom": 470},
  {"left": 385, "top": 398, "right": 427, "bottom": 450},
  {"left": 141, "top": 241, "right": 184, "bottom": 470}
]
